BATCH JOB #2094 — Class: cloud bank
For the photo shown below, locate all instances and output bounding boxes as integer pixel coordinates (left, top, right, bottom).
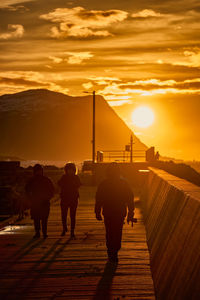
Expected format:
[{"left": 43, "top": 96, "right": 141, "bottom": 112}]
[
  {"left": 131, "top": 9, "right": 163, "bottom": 18},
  {"left": 40, "top": 6, "right": 128, "bottom": 38},
  {"left": 0, "top": 24, "right": 24, "bottom": 39}
]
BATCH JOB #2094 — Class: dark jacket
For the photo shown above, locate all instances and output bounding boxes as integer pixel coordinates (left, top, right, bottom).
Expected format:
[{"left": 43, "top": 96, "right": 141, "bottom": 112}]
[
  {"left": 25, "top": 175, "right": 54, "bottom": 219},
  {"left": 95, "top": 177, "right": 134, "bottom": 219},
  {"left": 58, "top": 174, "right": 81, "bottom": 204}
]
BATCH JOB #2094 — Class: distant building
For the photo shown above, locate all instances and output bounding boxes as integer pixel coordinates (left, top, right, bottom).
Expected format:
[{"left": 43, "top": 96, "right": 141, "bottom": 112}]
[{"left": 146, "top": 147, "right": 155, "bottom": 162}]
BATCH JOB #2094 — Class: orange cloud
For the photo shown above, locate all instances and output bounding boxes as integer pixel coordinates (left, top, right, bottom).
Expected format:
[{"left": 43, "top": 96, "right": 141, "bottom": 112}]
[
  {"left": 82, "top": 82, "right": 93, "bottom": 90},
  {"left": 107, "top": 99, "right": 132, "bottom": 107},
  {"left": 131, "top": 9, "right": 163, "bottom": 18},
  {"left": 40, "top": 7, "right": 128, "bottom": 38},
  {"left": 183, "top": 50, "right": 200, "bottom": 67},
  {"left": 65, "top": 52, "right": 93, "bottom": 64},
  {"left": 97, "top": 78, "right": 200, "bottom": 106},
  {"left": 87, "top": 76, "right": 121, "bottom": 85},
  {"left": 0, "top": 0, "right": 33, "bottom": 9},
  {"left": 0, "top": 71, "right": 69, "bottom": 95},
  {"left": 48, "top": 56, "right": 63, "bottom": 63},
  {"left": 48, "top": 52, "right": 93, "bottom": 65},
  {"left": 121, "top": 79, "right": 176, "bottom": 87},
  {"left": 0, "top": 24, "right": 24, "bottom": 39}
]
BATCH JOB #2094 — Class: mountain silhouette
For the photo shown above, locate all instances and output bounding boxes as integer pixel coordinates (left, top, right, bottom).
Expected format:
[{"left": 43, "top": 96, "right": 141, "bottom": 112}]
[{"left": 0, "top": 89, "right": 146, "bottom": 161}]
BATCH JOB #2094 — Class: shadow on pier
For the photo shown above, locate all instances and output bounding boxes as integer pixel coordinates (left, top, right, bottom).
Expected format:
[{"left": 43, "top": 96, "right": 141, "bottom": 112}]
[{"left": 0, "top": 186, "right": 155, "bottom": 300}]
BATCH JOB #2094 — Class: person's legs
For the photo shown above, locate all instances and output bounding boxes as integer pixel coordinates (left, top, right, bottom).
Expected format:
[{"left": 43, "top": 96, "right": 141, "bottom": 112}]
[
  {"left": 61, "top": 203, "right": 68, "bottom": 235},
  {"left": 104, "top": 218, "right": 115, "bottom": 260},
  {"left": 112, "top": 218, "right": 124, "bottom": 254},
  {"left": 33, "top": 217, "right": 40, "bottom": 238},
  {"left": 104, "top": 218, "right": 112, "bottom": 256},
  {"left": 70, "top": 203, "right": 77, "bottom": 238},
  {"left": 104, "top": 217, "right": 124, "bottom": 262},
  {"left": 42, "top": 217, "right": 48, "bottom": 238}
]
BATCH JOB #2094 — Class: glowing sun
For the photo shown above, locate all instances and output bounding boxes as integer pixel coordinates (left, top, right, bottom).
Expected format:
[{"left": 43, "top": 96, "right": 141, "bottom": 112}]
[{"left": 132, "top": 106, "right": 155, "bottom": 128}]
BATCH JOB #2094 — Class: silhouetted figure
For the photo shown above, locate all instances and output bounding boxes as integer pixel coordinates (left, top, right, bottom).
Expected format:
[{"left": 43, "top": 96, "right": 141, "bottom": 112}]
[
  {"left": 58, "top": 163, "right": 81, "bottom": 238},
  {"left": 95, "top": 163, "right": 134, "bottom": 263},
  {"left": 25, "top": 164, "right": 54, "bottom": 239},
  {"left": 155, "top": 151, "right": 160, "bottom": 161}
]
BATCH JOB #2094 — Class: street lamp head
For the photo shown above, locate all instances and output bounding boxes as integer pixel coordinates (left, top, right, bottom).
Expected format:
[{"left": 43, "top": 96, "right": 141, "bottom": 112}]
[{"left": 83, "top": 90, "right": 95, "bottom": 95}]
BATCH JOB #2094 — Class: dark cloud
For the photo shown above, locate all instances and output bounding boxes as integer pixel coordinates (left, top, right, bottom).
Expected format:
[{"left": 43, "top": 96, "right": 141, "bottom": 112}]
[
  {"left": 77, "top": 9, "right": 122, "bottom": 19},
  {"left": 0, "top": 76, "right": 46, "bottom": 87},
  {"left": 115, "top": 81, "right": 200, "bottom": 91}
]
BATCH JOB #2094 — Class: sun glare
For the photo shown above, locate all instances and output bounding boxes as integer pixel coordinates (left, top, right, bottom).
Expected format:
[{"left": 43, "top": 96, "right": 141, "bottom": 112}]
[{"left": 132, "top": 106, "right": 155, "bottom": 128}]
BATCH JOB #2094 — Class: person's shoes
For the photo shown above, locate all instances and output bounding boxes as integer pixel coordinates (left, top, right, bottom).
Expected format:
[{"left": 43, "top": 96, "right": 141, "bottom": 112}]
[
  {"left": 43, "top": 234, "right": 48, "bottom": 239},
  {"left": 33, "top": 232, "right": 40, "bottom": 238}
]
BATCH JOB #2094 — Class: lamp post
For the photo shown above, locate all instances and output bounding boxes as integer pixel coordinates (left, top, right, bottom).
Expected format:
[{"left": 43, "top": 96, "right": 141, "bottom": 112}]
[
  {"left": 130, "top": 134, "right": 133, "bottom": 163},
  {"left": 92, "top": 91, "right": 96, "bottom": 164},
  {"left": 84, "top": 90, "right": 96, "bottom": 164}
]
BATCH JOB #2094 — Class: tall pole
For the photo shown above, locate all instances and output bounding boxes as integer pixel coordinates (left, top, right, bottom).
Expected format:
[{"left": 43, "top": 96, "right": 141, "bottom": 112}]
[
  {"left": 92, "top": 91, "right": 96, "bottom": 163},
  {"left": 130, "top": 134, "right": 133, "bottom": 163}
]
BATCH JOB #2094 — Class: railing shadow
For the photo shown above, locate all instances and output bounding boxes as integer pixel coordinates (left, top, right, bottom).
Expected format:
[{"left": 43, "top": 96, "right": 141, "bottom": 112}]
[{"left": 93, "top": 261, "right": 118, "bottom": 300}]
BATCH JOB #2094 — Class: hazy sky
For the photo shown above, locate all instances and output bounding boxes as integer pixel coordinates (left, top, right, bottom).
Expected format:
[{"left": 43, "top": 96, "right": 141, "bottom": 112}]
[{"left": 0, "top": 0, "right": 200, "bottom": 160}]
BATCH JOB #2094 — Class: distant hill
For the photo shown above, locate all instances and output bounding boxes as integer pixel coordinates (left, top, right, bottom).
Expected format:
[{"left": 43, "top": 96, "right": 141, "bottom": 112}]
[
  {"left": 0, "top": 89, "right": 146, "bottom": 161},
  {"left": 186, "top": 161, "right": 200, "bottom": 174}
]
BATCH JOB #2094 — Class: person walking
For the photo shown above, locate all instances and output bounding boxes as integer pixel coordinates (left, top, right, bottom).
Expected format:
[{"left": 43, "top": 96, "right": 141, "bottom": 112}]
[
  {"left": 95, "top": 163, "right": 135, "bottom": 263},
  {"left": 25, "top": 164, "right": 54, "bottom": 239},
  {"left": 58, "top": 163, "right": 81, "bottom": 238}
]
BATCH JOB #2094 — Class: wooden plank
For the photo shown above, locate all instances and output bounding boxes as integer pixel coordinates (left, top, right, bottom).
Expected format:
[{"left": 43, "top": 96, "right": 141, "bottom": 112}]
[{"left": 0, "top": 186, "right": 155, "bottom": 299}]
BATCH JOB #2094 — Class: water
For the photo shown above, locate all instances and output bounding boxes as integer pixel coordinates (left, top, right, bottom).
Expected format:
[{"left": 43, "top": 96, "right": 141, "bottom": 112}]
[
  {"left": 0, "top": 225, "right": 32, "bottom": 235},
  {"left": 20, "top": 160, "right": 83, "bottom": 169}
]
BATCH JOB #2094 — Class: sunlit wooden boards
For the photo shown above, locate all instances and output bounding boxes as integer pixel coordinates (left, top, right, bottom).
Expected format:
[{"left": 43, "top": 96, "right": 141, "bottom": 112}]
[{"left": 0, "top": 186, "right": 155, "bottom": 299}]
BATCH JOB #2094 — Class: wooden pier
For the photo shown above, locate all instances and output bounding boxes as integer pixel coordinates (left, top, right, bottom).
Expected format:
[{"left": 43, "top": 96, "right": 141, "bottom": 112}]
[{"left": 0, "top": 186, "right": 155, "bottom": 299}]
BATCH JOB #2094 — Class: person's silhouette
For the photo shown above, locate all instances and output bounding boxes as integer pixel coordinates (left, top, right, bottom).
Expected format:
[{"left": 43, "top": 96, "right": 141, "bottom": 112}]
[
  {"left": 25, "top": 164, "right": 54, "bottom": 239},
  {"left": 95, "top": 163, "right": 134, "bottom": 263},
  {"left": 58, "top": 163, "right": 81, "bottom": 238},
  {"left": 155, "top": 151, "right": 160, "bottom": 160}
]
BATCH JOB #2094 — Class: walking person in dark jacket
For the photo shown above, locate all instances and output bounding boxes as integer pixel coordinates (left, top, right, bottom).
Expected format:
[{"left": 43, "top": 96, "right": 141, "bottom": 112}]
[
  {"left": 95, "top": 163, "right": 134, "bottom": 263},
  {"left": 25, "top": 164, "right": 54, "bottom": 239},
  {"left": 58, "top": 163, "right": 81, "bottom": 238}
]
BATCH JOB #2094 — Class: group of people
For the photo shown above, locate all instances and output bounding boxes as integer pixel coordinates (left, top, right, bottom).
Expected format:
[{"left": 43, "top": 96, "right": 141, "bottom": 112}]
[{"left": 25, "top": 162, "right": 135, "bottom": 263}]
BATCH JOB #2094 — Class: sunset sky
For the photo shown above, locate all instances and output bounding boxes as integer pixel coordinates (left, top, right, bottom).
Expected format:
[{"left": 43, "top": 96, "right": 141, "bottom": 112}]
[{"left": 0, "top": 0, "right": 200, "bottom": 160}]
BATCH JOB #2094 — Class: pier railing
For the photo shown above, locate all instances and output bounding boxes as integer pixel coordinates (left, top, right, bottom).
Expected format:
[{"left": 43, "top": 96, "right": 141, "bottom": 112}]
[{"left": 142, "top": 167, "right": 200, "bottom": 300}]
